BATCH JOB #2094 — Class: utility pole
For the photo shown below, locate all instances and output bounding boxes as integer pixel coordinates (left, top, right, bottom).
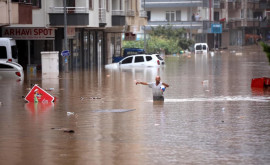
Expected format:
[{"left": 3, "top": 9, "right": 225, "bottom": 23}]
[
  {"left": 63, "top": 0, "right": 68, "bottom": 72},
  {"left": 143, "top": 0, "right": 146, "bottom": 52}
]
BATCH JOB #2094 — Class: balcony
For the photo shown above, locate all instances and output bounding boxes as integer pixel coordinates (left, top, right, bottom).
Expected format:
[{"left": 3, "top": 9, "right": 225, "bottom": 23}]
[
  {"left": 260, "top": 20, "right": 270, "bottom": 28},
  {"left": 228, "top": 18, "right": 260, "bottom": 28},
  {"left": 259, "top": 1, "right": 270, "bottom": 9},
  {"left": 112, "top": 10, "right": 125, "bottom": 26},
  {"left": 49, "top": 7, "right": 89, "bottom": 26},
  {"left": 143, "top": 0, "right": 204, "bottom": 8},
  {"left": 144, "top": 21, "right": 203, "bottom": 31}
]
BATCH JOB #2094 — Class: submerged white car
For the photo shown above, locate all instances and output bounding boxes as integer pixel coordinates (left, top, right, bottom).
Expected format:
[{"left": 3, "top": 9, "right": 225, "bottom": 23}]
[
  {"left": 0, "top": 61, "right": 24, "bottom": 81},
  {"left": 119, "top": 54, "right": 165, "bottom": 67},
  {"left": 194, "top": 43, "right": 209, "bottom": 54}
]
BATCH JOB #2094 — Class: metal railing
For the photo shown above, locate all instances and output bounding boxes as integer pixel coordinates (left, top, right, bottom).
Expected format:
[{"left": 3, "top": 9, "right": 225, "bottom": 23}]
[
  {"left": 99, "top": 8, "right": 106, "bottom": 23},
  {"left": 49, "top": 7, "right": 89, "bottom": 13},
  {"left": 112, "top": 10, "right": 125, "bottom": 16}
]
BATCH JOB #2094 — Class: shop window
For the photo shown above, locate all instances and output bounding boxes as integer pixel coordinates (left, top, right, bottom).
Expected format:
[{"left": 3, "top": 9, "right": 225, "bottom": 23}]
[{"left": 0, "top": 46, "right": 7, "bottom": 59}]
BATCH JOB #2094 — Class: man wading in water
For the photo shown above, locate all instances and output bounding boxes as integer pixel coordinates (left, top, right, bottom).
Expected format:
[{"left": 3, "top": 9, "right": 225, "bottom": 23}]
[{"left": 136, "top": 76, "right": 169, "bottom": 101}]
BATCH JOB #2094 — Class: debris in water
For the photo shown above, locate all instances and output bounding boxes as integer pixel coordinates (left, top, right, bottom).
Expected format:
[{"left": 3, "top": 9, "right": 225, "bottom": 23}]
[
  {"left": 51, "top": 128, "right": 75, "bottom": 133},
  {"left": 202, "top": 80, "right": 209, "bottom": 86},
  {"left": 80, "top": 97, "right": 102, "bottom": 100},
  {"left": 93, "top": 109, "right": 136, "bottom": 113},
  {"left": 45, "top": 88, "right": 54, "bottom": 91},
  {"left": 67, "top": 112, "right": 74, "bottom": 116}
]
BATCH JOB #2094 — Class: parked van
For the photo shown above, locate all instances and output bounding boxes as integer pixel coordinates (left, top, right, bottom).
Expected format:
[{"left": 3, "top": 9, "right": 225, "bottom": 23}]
[
  {"left": 0, "top": 38, "right": 18, "bottom": 63},
  {"left": 194, "top": 43, "right": 208, "bottom": 54}
]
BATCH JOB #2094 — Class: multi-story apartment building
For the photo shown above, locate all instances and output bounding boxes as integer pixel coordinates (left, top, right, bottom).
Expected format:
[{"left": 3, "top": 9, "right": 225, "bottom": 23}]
[
  {"left": 225, "top": 0, "right": 270, "bottom": 46},
  {"left": 142, "top": 0, "right": 216, "bottom": 47},
  {"left": 143, "top": 0, "right": 270, "bottom": 49},
  {"left": 0, "top": 0, "right": 147, "bottom": 69}
]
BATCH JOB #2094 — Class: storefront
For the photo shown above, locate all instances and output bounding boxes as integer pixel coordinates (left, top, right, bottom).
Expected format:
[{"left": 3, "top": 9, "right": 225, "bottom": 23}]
[
  {"left": 1, "top": 27, "right": 107, "bottom": 71},
  {"left": 1, "top": 27, "right": 55, "bottom": 69}
]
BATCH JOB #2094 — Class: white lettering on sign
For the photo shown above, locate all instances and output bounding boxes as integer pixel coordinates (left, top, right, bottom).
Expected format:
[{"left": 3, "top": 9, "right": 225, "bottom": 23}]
[{"left": 2, "top": 28, "right": 55, "bottom": 40}]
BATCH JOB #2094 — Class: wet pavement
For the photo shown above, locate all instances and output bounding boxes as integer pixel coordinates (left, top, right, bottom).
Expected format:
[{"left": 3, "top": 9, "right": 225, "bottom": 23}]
[{"left": 0, "top": 47, "right": 270, "bottom": 165}]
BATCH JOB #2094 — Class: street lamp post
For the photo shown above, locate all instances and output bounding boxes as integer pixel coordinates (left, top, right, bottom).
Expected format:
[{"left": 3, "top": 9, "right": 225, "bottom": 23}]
[
  {"left": 143, "top": 0, "right": 146, "bottom": 52},
  {"left": 63, "top": 0, "right": 68, "bottom": 72}
]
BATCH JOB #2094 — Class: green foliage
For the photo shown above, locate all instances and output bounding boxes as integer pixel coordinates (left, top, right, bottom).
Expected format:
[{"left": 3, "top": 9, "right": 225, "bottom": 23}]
[
  {"left": 149, "top": 25, "right": 194, "bottom": 54},
  {"left": 260, "top": 42, "right": 270, "bottom": 65},
  {"left": 123, "top": 40, "right": 144, "bottom": 49},
  {"left": 122, "top": 25, "right": 194, "bottom": 55}
]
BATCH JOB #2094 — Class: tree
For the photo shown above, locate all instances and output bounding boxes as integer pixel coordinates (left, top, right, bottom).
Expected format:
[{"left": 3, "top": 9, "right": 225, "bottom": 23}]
[
  {"left": 149, "top": 25, "right": 194, "bottom": 54},
  {"left": 260, "top": 42, "right": 270, "bottom": 65}
]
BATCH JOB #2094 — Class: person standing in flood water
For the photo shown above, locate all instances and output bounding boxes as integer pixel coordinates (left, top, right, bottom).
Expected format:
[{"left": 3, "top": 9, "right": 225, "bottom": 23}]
[{"left": 136, "top": 76, "right": 169, "bottom": 101}]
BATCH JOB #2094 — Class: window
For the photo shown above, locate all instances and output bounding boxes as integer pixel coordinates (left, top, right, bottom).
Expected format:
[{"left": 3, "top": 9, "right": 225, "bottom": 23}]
[
  {"left": 89, "top": 0, "right": 93, "bottom": 10},
  {"left": 135, "top": 56, "right": 144, "bottom": 63},
  {"left": 176, "top": 11, "right": 181, "bottom": 21},
  {"left": 0, "top": 64, "right": 13, "bottom": 69},
  {"left": 146, "top": 56, "right": 152, "bottom": 61},
  {"left": 12, "top": 0, "right": 41, "bottom": 8},
  {"left": 121, "top": 57, "right": 133, "bottom": 64},
  {"left": 166, "top": 11, "right": 175, "bottom": 22},
  {"left": 0, "top": 46, "right": 7, "bottom": 59},
  {"left": 156, "top": 55, "right": 163, "bottom": 60},
  {"left": 106, "top": 0, "right": 109, "bottom": 12},
  {"left": 147, "top": 11, "right": 151, "bottom": 21},
  {"left": 203, "top": 45, "right": 207, "bottom": 50},
  {"left": 11, "top": 46, "right": 18, "bottom": 59}
]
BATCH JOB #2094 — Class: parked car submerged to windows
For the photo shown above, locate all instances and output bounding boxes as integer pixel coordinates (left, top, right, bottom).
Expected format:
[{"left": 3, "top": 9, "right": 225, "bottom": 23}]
[
  {"left": 119, "top": 54, "right": 165, "bottom": 67},
  {"left": 0, "top": 61, "right": 24, "bottom": 81},
  {"left": 0, "top": 38, "right": 18, "bottom": 63},
  {"left": 194, "top": 43, "right": 208, "bottom": 54}
]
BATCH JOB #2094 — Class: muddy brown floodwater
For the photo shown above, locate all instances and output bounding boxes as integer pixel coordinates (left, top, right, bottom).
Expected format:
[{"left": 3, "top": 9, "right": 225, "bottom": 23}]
[{"left": 0, "top": 47, "right": 270, "bottom": 165}]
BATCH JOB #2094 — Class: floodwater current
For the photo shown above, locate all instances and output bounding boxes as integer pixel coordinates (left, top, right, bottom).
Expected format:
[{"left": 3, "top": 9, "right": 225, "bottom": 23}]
[{"left": 0, "top": 47, "right": 270, "bottom": 165}]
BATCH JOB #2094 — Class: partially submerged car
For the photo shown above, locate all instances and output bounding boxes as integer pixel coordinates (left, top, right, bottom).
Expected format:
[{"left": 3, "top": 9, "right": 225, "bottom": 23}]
[
  {"left": 0, "top": 61, "right": 24, "bottom": 81},
  {"left": 194, "top": 43, "right": 208, "bottom": 54},
  {"left": 106, "top": 54, "right": 165, "bottom": 69},
  {"left": 119, "top": 54, "right": 164, "bottom": 67}
]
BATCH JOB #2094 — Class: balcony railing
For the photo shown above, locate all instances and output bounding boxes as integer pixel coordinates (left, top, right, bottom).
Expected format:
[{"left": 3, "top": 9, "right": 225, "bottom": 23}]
[
  {"left": 145, "top": 21, "right": 203, "bottom": 30},
  {"left": 139, "top": 10, "right": 147, "bottom": 18},
  {"left": 228, "top": 18, "right": 260, "bottom": 28},
  {"left": 126, "top": 10, "right": 135, "bottom": 17},
  {"left": 112, "top": 10, "right": 125, "bottom": 16},
  {"left": 99, "top": 8, "right": 106, "bottom": 23},
  {"left": 49, "top": 7, "right": 89, "bottom": 13},
  {"left": 49, "top": 7, "right": 89, "bottom": 26}
]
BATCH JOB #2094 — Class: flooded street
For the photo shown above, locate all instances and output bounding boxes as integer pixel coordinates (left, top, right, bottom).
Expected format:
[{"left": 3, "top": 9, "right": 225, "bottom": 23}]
[{"left": 0, "top": 47, "right": 270, "bottom": 165}]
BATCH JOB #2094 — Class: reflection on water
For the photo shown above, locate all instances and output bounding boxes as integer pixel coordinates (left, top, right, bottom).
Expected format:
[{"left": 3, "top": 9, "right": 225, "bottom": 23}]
[{"left": 0, "top": 49, "right": 270, "bottom": 164}]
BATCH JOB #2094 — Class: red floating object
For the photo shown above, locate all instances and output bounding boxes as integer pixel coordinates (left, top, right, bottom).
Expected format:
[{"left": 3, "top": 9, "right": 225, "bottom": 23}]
[
  {"left": 251, "top": 77, "right": 270, "bottom": 88},
  {"left": 25, "top": 84, "right": 55, "bottom": 103}
]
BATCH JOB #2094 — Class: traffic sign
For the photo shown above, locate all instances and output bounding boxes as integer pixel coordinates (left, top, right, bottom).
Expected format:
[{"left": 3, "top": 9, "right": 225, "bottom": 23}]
[
  {"left": 211, "top": 23, "right": 222, "bottom": 34},
  {"left": 25, "top": 85, "right": 55, "bottom": 103},
  {"left": 61, "top": 50, "right": 70, "bottom": 57}
]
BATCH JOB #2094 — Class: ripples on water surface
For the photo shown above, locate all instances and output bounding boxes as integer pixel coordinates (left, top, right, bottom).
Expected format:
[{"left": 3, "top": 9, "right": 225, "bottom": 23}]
[{"left": 0, "top": 49, "right": 270, "bottom": 165}]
